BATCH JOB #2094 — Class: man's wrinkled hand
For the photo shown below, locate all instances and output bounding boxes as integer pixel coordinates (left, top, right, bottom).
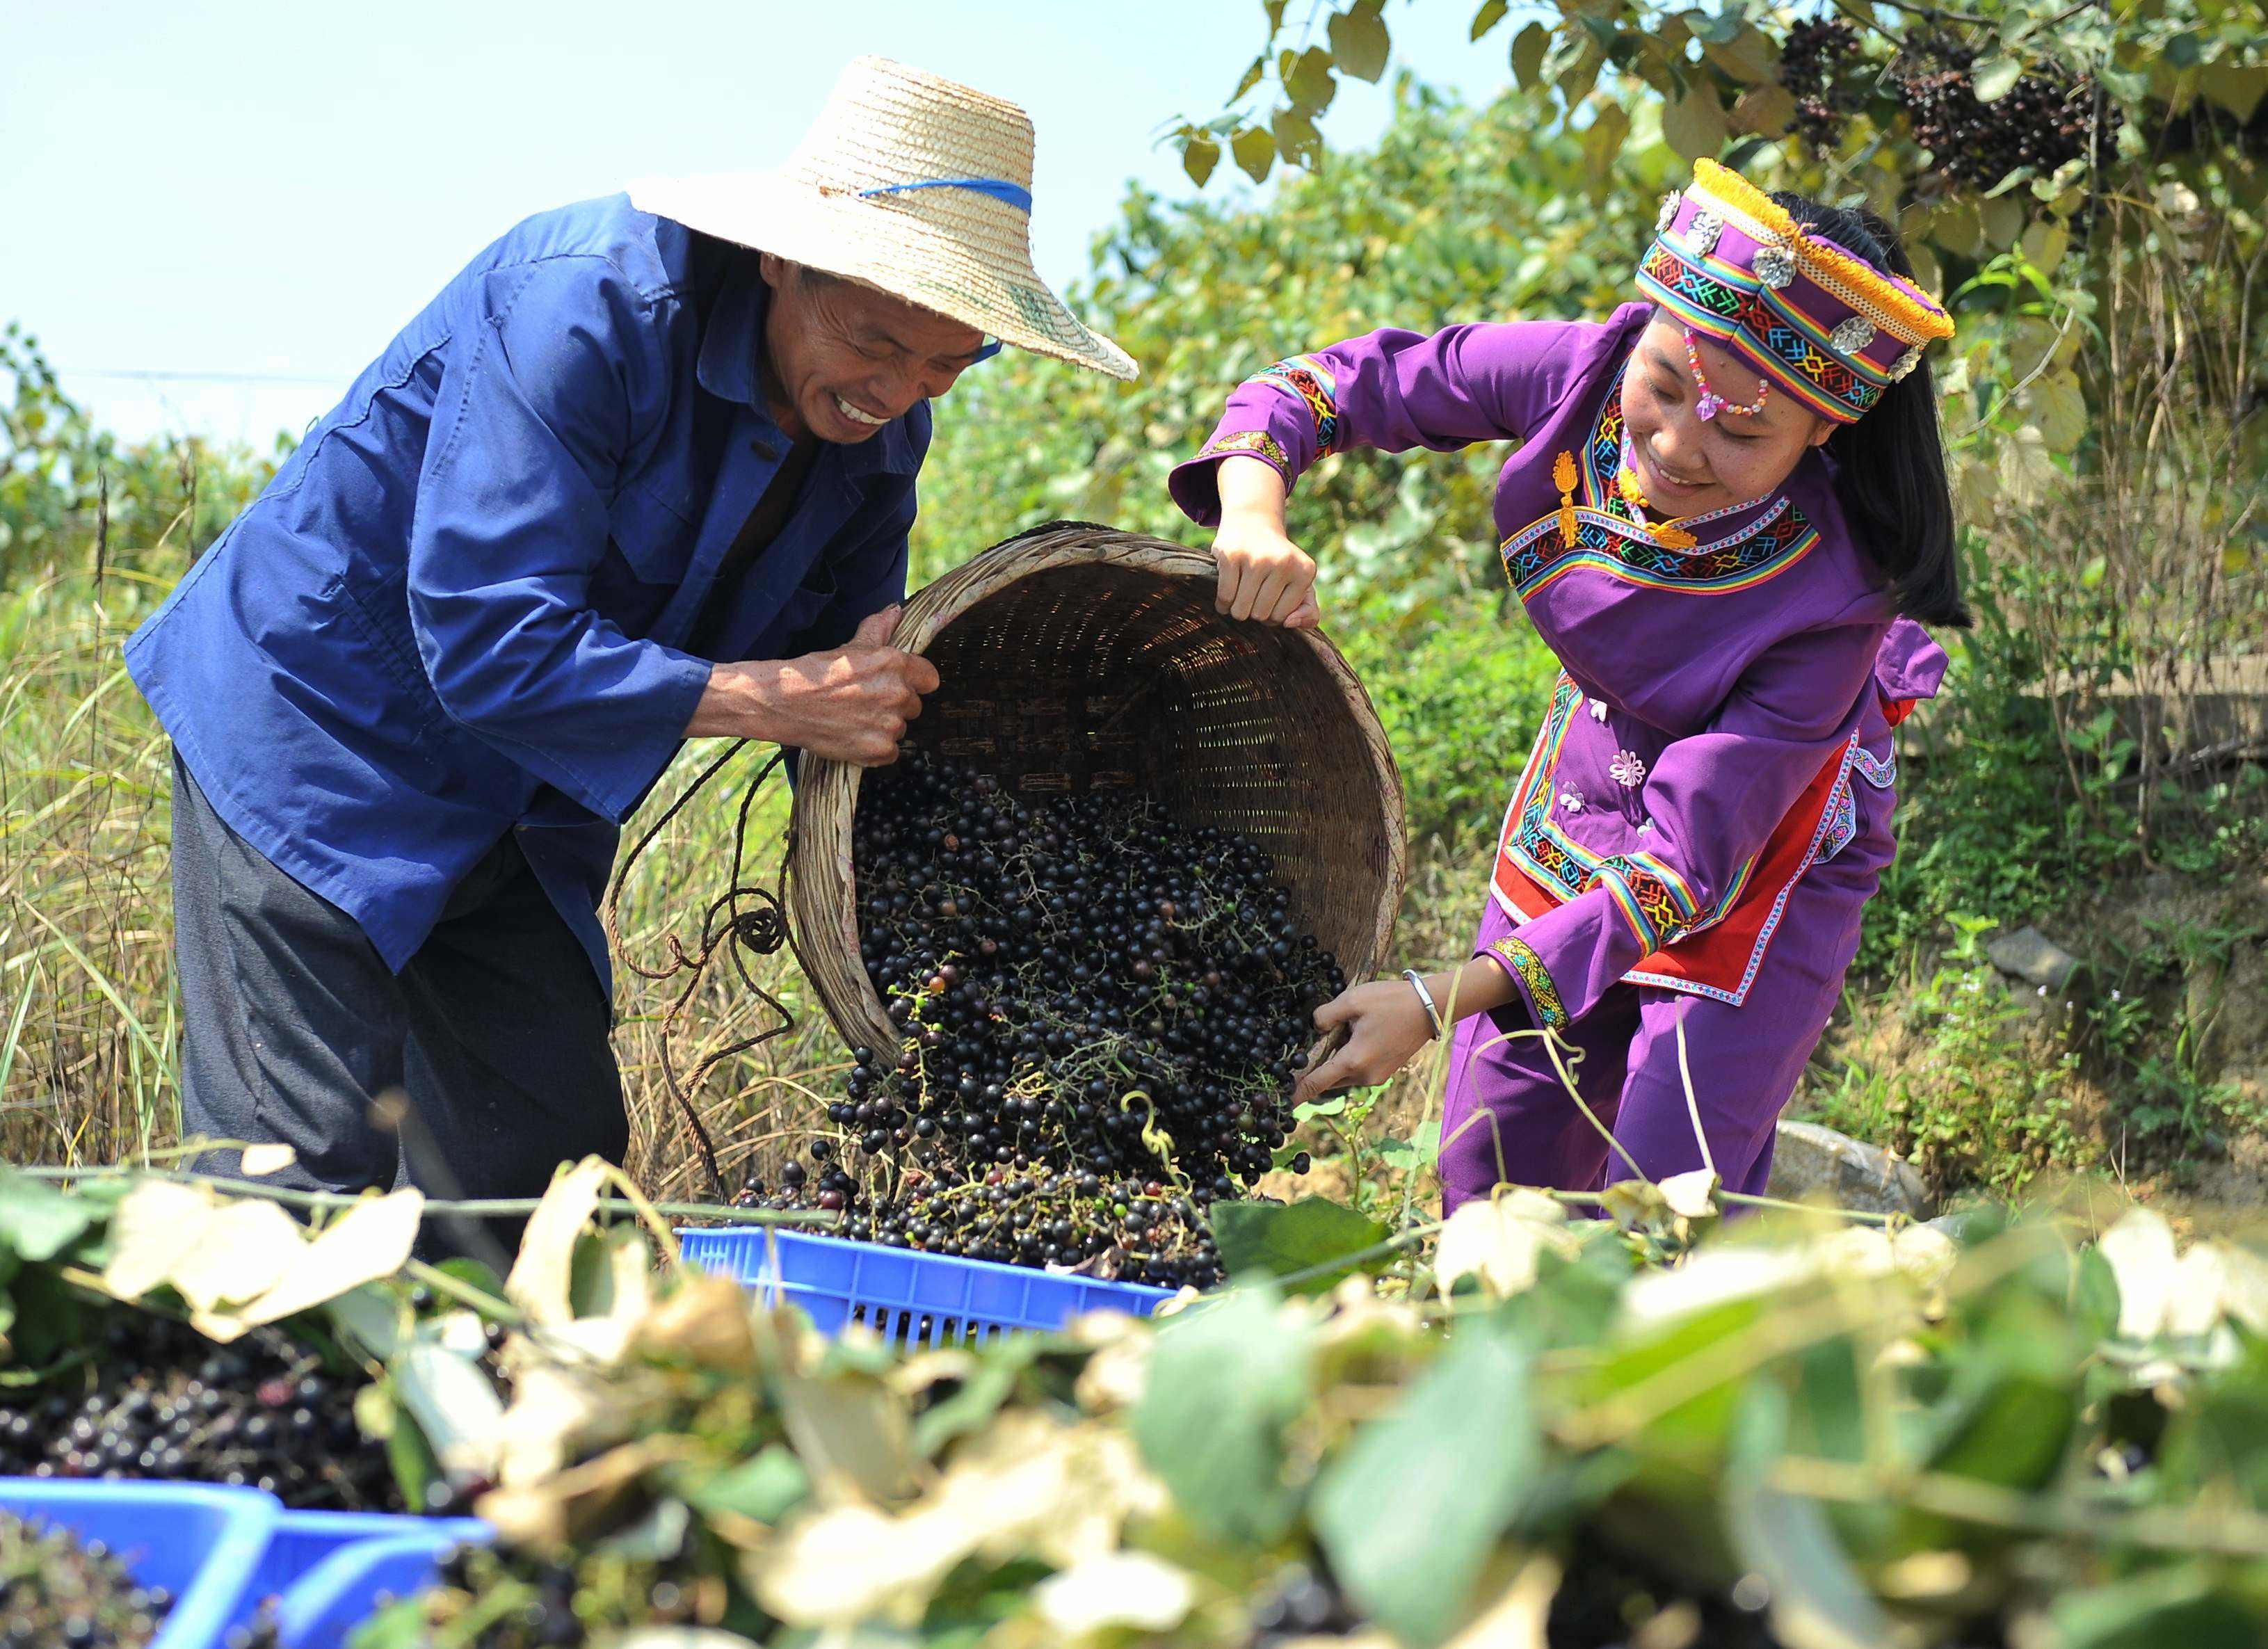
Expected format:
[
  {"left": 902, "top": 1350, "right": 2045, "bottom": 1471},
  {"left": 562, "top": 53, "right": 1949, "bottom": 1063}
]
[{"left": 693, "top": 605, "right": 940, "bottom": 763}]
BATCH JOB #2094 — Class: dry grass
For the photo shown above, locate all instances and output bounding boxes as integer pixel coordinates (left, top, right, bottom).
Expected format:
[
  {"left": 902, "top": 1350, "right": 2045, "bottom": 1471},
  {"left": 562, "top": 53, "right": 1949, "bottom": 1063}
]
[{"left": 0, "top": 548, "right": 851, "bottom": 1199}]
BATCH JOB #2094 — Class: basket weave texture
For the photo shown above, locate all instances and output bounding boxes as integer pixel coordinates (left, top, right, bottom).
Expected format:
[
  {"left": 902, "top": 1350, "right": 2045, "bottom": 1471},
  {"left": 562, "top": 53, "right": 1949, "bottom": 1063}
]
[{"left": 788, "top": 522, "right": 1408, "bottom": 1055}]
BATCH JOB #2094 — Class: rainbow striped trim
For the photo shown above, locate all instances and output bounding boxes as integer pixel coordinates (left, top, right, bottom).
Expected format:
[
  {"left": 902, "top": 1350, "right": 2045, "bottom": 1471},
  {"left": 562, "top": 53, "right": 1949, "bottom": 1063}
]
[
  {"left": 1639, "top": 242, "right": 1889, "bottom": 424},
  {"left": 1252, "top": 354, "right": 1342, "bottom": 453},
  {"left": 1502, "top": 500, "right": 1818, "bottom": 598}
]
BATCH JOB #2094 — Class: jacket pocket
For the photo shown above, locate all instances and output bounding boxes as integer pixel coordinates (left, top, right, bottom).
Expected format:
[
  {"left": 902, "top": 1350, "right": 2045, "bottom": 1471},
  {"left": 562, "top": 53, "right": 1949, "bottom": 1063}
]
[
  {"left": 606, "top": 481, "right": 695, "bottom": 586},
  {"left": 332, "top": 572, "right": 451, "bottom": 741}
]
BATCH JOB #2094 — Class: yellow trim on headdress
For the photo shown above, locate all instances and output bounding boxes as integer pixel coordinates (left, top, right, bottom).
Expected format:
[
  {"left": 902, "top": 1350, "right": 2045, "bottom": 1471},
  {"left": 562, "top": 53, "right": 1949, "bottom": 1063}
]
[{"left": 1686, "top": 159, "right": 1955, "bottom": 347}]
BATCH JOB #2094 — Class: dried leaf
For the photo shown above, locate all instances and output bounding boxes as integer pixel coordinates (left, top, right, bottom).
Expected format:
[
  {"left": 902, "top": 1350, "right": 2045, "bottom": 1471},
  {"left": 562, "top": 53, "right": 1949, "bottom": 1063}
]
[
  {"left": 238, "top": 1143, "right": 297, "bottom": 1176},
  {"left": 777, "top": 1369, "right": 915, "bottom": 1504},
  {"left": 102, "top": 1179, "right": 224, "bottom": 1299},
  {"left": 1434, "top": 1191, "right": 1572, "bottom": 1299},
  {"left": 1182, "top": 134, "right": 1221, "bottom": 188},
  {"left": 239, "top": 1189, "right": 424, "bottom": 1327},
  {"left": 167, "top": 1198, "right": 304, "bottom": 1315},
  {"left": 1442, "top": 1552, "right": 1561, "bottom": 1649},
  {"left": 628, "top": 1275, "right": 757, "bottom": 1373},
  {"left": 2098, "top": 1209, "right": 2179, "bottom": 1340},
  {"left": 1659, "top": 1169, "right": 1721, "bottom": 1221},
  {"left": 506, "top": 1157, "right": 609, "bottom": 1326},
  {"left": 755, "top": 1499, "right": 969, "bottom": 1627},
  {"left": 1033, "top": 1550, "right": 1196, "bottom": 1635},
  {"left": 396, "top": 1337, "right": 507, "bottom": 1479}
]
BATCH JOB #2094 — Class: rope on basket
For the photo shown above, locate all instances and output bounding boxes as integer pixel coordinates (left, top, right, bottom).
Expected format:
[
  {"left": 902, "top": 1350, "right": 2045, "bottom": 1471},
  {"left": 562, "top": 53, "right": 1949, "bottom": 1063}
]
[{"left": 603, "top": 740, "right": 799, "bottom": 1203}]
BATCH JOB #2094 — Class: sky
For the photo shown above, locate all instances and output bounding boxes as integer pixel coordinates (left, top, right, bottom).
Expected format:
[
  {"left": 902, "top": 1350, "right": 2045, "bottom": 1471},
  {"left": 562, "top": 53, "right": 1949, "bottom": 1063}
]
[{"left": 3, "top": 1, "right": 1511, "bottom": 447}]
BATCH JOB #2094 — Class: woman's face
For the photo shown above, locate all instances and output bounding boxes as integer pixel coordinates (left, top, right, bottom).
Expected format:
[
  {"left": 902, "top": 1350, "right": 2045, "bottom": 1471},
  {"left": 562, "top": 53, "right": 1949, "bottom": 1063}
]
[{"left": 1618, "top": 312, "right": 1832, "bottom": 517}]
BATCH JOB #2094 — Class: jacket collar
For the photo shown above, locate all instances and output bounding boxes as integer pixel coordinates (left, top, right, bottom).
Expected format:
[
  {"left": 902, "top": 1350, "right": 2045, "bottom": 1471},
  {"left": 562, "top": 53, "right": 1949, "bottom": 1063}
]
[{"left": 696, "top": 255, "right": 922, "bottom": 478}]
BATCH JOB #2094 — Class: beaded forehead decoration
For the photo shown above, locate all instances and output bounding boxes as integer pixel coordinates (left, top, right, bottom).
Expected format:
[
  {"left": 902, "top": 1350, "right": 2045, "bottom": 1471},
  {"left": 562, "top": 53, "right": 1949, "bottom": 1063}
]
[{"left": 1636, "top": 159, "right": 1956, "bottom": 425}]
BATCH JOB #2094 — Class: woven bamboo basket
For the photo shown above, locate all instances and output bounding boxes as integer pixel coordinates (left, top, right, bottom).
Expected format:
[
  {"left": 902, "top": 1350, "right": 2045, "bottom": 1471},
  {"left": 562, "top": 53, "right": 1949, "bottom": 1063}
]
[{"left": 788, "top": 522, "right": 1407, "bottom": 1054}]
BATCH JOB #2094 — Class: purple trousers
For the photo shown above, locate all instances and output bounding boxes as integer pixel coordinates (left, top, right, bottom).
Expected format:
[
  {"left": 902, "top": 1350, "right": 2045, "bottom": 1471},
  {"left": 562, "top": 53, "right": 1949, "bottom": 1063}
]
[{"left": 1437, "top": 846, "right": 1879, "bottom": 1213}]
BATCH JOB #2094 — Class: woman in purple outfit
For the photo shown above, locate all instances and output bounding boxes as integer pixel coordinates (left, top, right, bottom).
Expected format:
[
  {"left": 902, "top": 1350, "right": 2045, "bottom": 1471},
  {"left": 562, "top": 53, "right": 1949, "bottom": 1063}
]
[{"left": 1168, "top": 159, "right": 1964, "bottom": 1209}]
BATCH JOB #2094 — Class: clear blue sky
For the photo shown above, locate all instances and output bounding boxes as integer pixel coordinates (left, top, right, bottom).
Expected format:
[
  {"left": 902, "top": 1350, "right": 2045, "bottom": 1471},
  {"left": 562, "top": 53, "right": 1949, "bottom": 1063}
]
[{"left": 3, "top": 1, "right": 1510, "bottom": 446}]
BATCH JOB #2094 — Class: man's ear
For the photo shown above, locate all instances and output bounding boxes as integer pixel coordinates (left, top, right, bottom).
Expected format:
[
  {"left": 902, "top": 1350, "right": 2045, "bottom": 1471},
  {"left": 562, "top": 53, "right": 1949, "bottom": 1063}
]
[{"left": 757, "top": 251, "right": 788, "bottom": 289}]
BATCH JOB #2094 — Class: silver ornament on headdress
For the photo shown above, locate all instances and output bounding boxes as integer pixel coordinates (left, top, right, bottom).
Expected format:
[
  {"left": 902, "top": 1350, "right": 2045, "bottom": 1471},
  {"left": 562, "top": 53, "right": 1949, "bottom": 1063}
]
[
  {"left": 1687, "top": 211, "right": 1724, "bottom": 255},
  {"left": 1657, "top": 190, "right": 1682, "bottom": 233},
  {"left": 1752, "top": 244, "right": 1796, "bottom": 289},
  {"left": 1888, "top": 346, "right": 1924, "bottom": 381},
  {"left": 1831, "top": 316, "right": 1876, "bottom": 356}
]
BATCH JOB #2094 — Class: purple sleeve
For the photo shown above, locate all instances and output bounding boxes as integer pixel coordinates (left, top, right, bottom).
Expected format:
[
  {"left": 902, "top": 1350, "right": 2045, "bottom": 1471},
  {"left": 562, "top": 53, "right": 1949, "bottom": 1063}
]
[
  {"left": 1477, "top": 613, "right": 1889, "bottom": 1031},
  {"left": 1167, "top": 318, "right": 1614, "bottom": 526}
]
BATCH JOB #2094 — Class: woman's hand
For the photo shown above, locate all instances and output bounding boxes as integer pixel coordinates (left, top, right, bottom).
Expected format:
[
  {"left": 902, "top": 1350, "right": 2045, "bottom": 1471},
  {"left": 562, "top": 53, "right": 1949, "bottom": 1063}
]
[
  {"left": 1213, "top": 453, "right": 1320, "bottom": 627},
  {"left": 1292, "top": 976, "right": 1438, "bottom": 1104}
]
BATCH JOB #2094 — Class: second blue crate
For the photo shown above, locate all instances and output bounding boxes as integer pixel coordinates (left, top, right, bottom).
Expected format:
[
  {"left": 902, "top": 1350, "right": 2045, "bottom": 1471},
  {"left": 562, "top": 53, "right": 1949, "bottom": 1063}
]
[{"left": 678, "top": 1226, "right": 1174, "bottom": 1343}]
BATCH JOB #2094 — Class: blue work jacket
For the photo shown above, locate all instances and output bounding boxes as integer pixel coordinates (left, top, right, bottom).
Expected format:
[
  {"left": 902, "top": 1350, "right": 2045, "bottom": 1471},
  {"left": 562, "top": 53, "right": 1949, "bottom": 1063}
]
[{"left": 125, "top": 195, "right": 926, "bottom": 995}]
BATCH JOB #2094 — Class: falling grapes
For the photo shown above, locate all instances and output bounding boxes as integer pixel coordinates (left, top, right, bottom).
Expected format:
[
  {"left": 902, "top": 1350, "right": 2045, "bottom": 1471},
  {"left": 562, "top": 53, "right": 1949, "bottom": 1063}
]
[
  {"left": 734, "top": 750, "right": 1344, "bottom": 1288},
  {"left": 0, "top": 1511, "right": 175, "bottom": 1649},
  {"left": 0, "top": 1313, "right": 401, "bottom": 1511}
]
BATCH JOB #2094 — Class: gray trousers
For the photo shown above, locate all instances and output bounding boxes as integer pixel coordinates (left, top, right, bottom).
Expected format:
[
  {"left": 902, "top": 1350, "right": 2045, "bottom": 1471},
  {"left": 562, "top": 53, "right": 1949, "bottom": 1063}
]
[{"left": 170, "top": 750, "right": 627, "bottom": 1212}]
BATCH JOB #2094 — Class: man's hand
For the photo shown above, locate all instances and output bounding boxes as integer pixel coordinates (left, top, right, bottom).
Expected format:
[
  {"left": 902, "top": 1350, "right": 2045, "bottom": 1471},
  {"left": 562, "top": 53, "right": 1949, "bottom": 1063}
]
[
  {"left": 1213, "top": 451, "right": 1320, "bottom": 627},
  {"left": 689, "top": 605, "right": 940, "bottom": 764}
]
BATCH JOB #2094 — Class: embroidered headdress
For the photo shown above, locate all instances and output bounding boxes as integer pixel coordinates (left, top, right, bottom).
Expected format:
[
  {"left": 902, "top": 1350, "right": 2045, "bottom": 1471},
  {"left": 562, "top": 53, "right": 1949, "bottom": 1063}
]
[{"left": 1635, "top": 159, "right": 1955, "bottom": 425}]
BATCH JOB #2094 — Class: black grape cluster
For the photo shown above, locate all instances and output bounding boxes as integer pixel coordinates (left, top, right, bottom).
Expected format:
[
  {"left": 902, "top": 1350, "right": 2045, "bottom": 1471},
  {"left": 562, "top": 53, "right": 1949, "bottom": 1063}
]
[
  {"left": 735, "top": 750, "right": 1340, "bottom": 1289},
  {"left": 0, "top": 1511, "right": 172, "bottom": 1649},
  {"left": 1778, "top": 18, "right": 1865, "bottom": 150},
  {"left": 0, "top": 1314, "right": 399, "bottom": 1511},
  {"left": 1892, "top": 35, "right": 2121, "bottom": 189}
]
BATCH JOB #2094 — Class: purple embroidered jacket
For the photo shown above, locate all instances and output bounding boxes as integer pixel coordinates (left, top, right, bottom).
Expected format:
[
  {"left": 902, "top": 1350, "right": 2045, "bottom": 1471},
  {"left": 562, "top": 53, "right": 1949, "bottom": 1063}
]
[{"left": 1170, "top": 302, "right": 1947, "bottom": 1028}]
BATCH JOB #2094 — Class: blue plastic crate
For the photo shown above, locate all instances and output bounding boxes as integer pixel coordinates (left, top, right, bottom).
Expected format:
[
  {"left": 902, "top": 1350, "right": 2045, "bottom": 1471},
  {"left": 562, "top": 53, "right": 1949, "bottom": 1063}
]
[
  {"left": 677, "top": 1226, "right": 1175, "bottom": 1344},
  {"left": 236, "top": 1510, "right": 488, "bottom": 1635},
  {"left": 0, "top": 1476, "right": 280, "bottom": 1649},
  {"left": 275, "top": 1521, "right": 493, "bottom": 1649}
]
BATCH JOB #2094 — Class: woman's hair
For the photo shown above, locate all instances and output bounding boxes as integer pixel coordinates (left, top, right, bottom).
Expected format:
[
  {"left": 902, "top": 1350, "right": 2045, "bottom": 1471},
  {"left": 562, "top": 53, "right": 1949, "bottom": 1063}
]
[{"left": 1768, "top": 191, "right": 1972, "bottom": 629}]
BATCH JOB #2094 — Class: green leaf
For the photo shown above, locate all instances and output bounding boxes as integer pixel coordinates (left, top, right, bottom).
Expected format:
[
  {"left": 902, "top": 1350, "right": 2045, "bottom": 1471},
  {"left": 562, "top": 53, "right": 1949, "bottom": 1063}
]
[
  {"left": 1661, "top": 83, "right": 1727, "bottom": 161},
  {"left": 1273, "top": 106, "right": 1324, "bottom": 168},
  {"left": 1470, "top": 0, "right": 1509, "bottom": 42},
  {"left": 1376, "top": 1121, "right": 1441, "bottom": 1173},
  {"left": 1328, "top": 1, "right": 1391, "bottom": 83},
  {"left": 1232, "top": 53, "right": 1266, "bottom": 102},
  {"left": 1972, "top": 53, "right": 2023, "bottom": 102},
  {"left": 1294, "top": 1095, "right": 1349, "bottom": 1120},
  {"left": 1231, "top": 124, "right": 1276, "bottom": 184},
  {"left": 2052, "top": 1564, "right": 2262, "bottom": 1648},
  {"left": 2164, "top": 31, "right": 2205, "bottom": 69},
  {"left": 686, "top": 1447, "right": 810, "bottom": 1524},
  {"left": 1510, "top": 22, "right": 1550, "bottom": 92},
  {"left": 1285, "top": 46, "right": 1337, "bottom": 113},
  {"left": 0, "top": 1164, "right": 99, "bottom": 1264},
  {"left": 912, "top": 1337, "right": 1042, "bottom": 1456},
  {"left": 1132, "top": 1286, "right": 1312, "bottom": 1543},
  {"left": 1212, "top": 1196, "right": 1390, "bottom": 1291},
  {"left": 1725, "top": 1381, "right": 1901, "bottom": 1649},
  {"left": 1313, "top": 1316, "right": 1538, "bottom": 1646}
]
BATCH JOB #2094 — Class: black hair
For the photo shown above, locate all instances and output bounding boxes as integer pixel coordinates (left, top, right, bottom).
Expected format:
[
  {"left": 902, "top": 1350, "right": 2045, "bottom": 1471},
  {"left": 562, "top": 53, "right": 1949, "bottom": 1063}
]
[{"left": 1767, "top": 191, "right": 1972, "bottom": 629}]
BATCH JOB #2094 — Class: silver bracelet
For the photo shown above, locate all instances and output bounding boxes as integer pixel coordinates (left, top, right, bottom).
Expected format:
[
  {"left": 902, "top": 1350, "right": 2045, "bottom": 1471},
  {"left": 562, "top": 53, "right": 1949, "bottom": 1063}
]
[{"left": 1401, "top": 969, "right": 1444, "bottom": 1041}]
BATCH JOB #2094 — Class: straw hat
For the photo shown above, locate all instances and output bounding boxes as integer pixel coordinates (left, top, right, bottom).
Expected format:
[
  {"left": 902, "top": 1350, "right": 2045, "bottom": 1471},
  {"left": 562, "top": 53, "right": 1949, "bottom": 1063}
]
[{"left": 631, "top": 57, "right": 1137, "bottom": 382}]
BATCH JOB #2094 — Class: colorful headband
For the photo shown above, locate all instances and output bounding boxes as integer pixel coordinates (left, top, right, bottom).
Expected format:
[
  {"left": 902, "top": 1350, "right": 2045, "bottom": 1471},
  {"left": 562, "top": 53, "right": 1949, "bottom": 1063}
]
[{"left": 1634, "top": 159, "right": 1956, "bottom": 425}]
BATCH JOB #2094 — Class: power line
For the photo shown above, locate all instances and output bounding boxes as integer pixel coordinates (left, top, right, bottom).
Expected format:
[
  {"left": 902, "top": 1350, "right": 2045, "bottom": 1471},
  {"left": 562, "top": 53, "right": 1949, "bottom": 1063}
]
[{"left": 58, "top": 367, "right": 350, "bottom": 386}]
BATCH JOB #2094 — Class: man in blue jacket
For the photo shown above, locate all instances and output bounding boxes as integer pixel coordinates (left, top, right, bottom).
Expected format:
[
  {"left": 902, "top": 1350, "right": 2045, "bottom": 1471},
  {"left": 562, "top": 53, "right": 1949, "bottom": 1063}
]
[{"left": 124, "top": 57, "right": 1136, "bottom": 1205}]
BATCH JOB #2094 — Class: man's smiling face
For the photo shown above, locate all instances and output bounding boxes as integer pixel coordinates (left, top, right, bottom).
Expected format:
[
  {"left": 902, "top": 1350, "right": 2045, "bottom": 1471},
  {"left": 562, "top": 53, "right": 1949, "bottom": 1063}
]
[{"left": 757, "top": 255, "right": 987, "bottom": 443}]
